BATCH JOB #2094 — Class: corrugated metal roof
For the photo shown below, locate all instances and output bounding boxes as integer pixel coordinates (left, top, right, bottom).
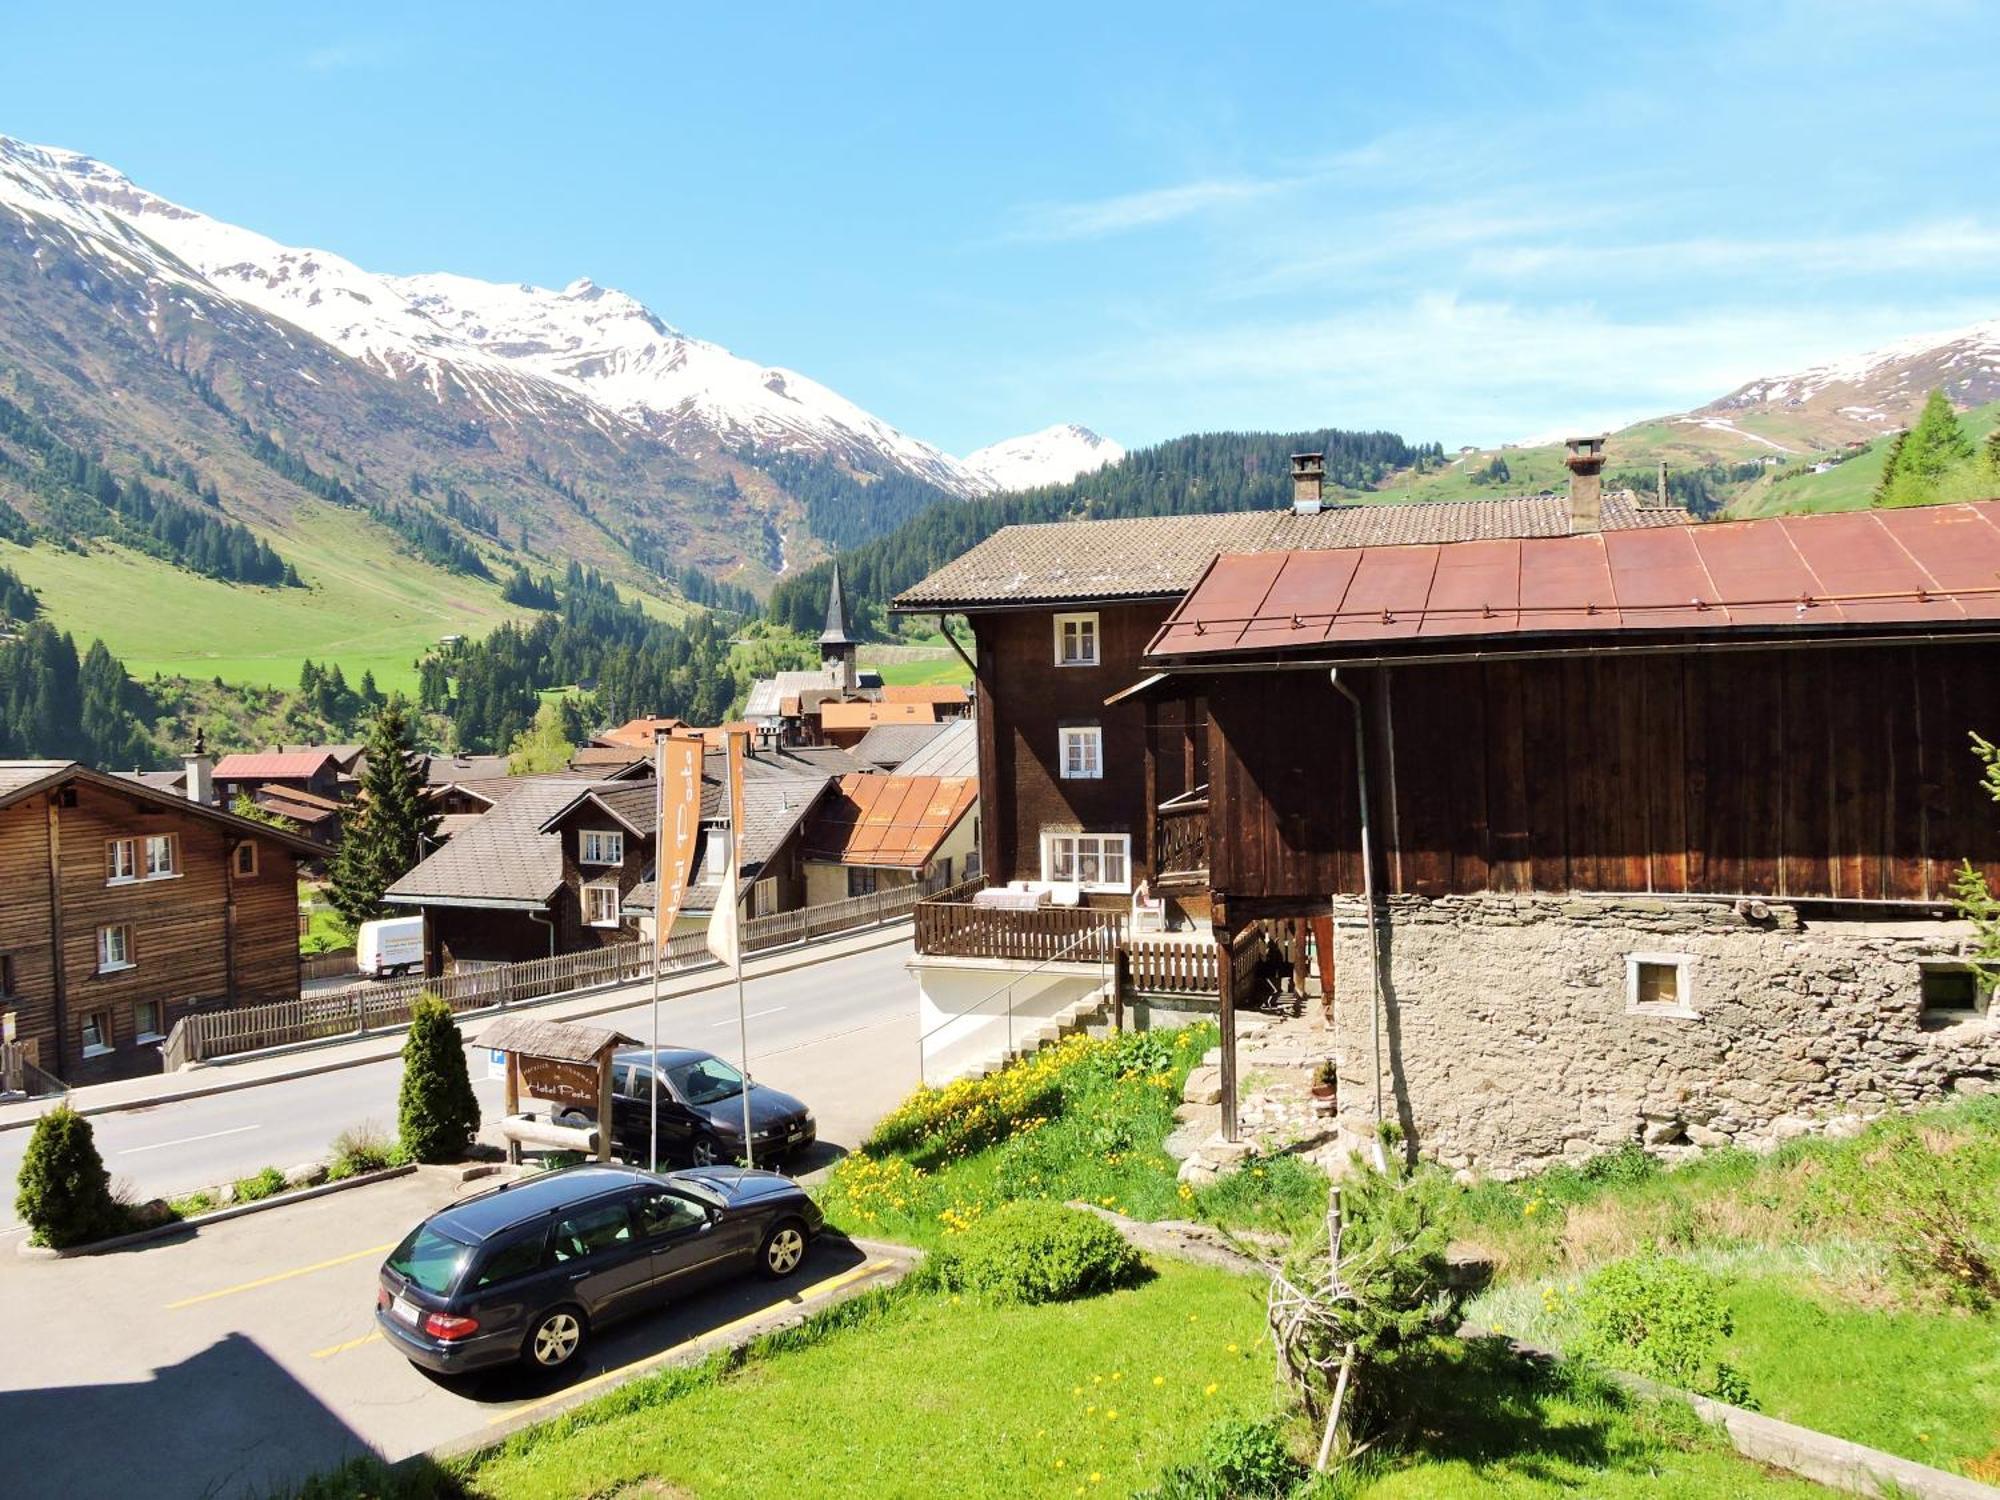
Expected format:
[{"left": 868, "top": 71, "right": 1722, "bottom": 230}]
[
  {"left": 894, "top": 495, "right": 1689, "bottom": 610},
  {"left": 801, "top": 774, "right": 977, "bottom": 869},
  {"left": 879, "top": 683, "right": 970, "bottom": 706},
  {"left": 213, "top": 750, "right": 338, "bottom": 779},
  {"left": 1147, "top": 501, "right": 2000, "bottom": 661}
]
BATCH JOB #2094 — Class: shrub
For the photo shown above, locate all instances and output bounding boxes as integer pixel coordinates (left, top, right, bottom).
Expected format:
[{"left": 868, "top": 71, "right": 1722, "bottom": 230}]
[
  {"left": 928, "top": 1200, "right": 1143, "bottom": 1303},
  {"left": 1571, "top": 1255, "right": 1749, "bottom": 1403},
  {"left": 397, "top": 995, "right": 479, "bottom": 1163},
  {"left": 14, "top": 1105, "right": 125, "bottom": 1248},
  {"left": 1136, "top": 1418, "right": 1305, "bottom": 1500},
  {"left": 233, "top": 1166, "right": 289, "bottom": 1203},
  {"left": 326, "top": 1124, "right": 401, "bottom": 1180},
  {"left": 1816, "top": 1125, "right": 1999, "bottom": 1309}
]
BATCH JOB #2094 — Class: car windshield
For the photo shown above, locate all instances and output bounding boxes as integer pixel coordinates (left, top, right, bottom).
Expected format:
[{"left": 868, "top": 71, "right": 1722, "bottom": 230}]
[
  {"left": 666, "top": 1055, "right": 745, "bottom": 1106},
  {"left": 387, "top": 1223, "right": 470, "bottom": 1296}
]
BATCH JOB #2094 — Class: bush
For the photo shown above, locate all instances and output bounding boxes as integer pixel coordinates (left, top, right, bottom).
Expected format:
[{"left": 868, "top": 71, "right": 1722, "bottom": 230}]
[
  {"left": 326, "top": 1124, "right": 402, "bottom": 1180},
  {"left": 1137, "top": 1418, "right": 1305, "bottom": 1500},
  {"left": 14, "top": 1105, "right": 125, "bottom": 1248},
  {"left": 1815, "top": 1124, "right": 1999, "bottom": 1309},
  {"left": 397, "top": 995, "right": 479, "bottom": 1163},
  {"left": 233, "top": 1166, "right": 289, "bottom": 1203},
  {"left": 928, "top": 1200, "right": 1143, "bottom": 1304},
  {"left": 1572, "top": 1255, "right": 1749, "bottom": 1403}
]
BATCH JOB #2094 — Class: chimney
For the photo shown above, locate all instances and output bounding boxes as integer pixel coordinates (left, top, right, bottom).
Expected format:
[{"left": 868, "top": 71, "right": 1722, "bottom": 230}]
[
  {"left": 1656, "top": 460, "right": 1668, "bottom": 509},
  {"left": 1290, "top": 452, "right": 1326, "bottom": 515},
  {"left": 1564, "top": 435, "right": 1607, "bottom": 534},
  {"left": 184, "top": 728, "right": 214, "bottom": 807}
]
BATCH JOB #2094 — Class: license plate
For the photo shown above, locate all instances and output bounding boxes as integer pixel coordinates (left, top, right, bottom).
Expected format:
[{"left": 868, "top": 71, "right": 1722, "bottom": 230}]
[
  {"left": 788, "top": 1129, "right": 803, "bottom": 1143},
  {"left": 391, "top": 1295, "right": 420, "bottom": 1326}
]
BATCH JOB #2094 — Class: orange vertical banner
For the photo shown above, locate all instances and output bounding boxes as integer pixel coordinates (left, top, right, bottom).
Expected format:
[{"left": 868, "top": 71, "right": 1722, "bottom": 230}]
[{"left": 654, "top": 733, "right": 705, "bottom": 953}]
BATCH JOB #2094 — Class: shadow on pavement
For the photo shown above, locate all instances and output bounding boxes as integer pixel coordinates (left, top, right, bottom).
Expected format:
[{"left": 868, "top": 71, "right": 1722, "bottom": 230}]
[
  {"left": 429, "top": 1234, "right": 879, "bottom": 1406},
  {"left": 0, "top": 1333, "right": 374, "bottom": 1500}
]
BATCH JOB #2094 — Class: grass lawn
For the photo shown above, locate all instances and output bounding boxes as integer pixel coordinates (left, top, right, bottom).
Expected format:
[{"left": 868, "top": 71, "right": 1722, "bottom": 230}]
[
  {"left": 867, "top": 653, "right": 972, "bottom": 686},
  {"left": 466, "top": 1264, "right": 1276, "bottom": 1500},
  {"left": 3, "top": 502, "right": 526, "bottom": 695}
]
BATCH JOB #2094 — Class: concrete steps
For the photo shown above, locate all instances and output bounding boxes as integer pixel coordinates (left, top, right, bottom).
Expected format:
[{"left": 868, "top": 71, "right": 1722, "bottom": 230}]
[{"left": 952, "top": 990, "right": 1114, "bottom": 1081}]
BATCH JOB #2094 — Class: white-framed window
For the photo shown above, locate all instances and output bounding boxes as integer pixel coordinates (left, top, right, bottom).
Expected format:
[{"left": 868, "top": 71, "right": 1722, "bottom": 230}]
[
  {"left": 80, "top": 1009, "right": 113, "bottom": 1057},
  {"left": 1626, "top": 953, "right": 1697, "bottom": 1019},
  {"left": 232, "top": 841, "right": 259, "bottom": 878},
  {"left": 1919, "top": 961, "right": 1987, "bottom": 1020},
  {"left": 144, "top": 833, "right": 178, "bottom": 879},
  {"left": 1060, "top": 725, "right": 1103, "bottom": 780},
  {"left": 134, "top": 999, "right": 164, "bottom": 1042},
  {"left": 580, "top": 829, "right": 625, "bottom": 866},
  {"left": 583, "top": 881, "right": 622, "bottom": 928},
  {"left": 1053, "top": 612, "right": 1099, "bottom": 667},
  {"left": 1042, "top": 831, "right": 1131, "bottom": 892},
  {"left": 751, "top": 877, "right": 779, "bottom": 918},
  {"left": 97, "top": 924, "right": 134, "bottom": 974},
  {"left": 106, "top": 837, "right": 138, "bottom": 883}
]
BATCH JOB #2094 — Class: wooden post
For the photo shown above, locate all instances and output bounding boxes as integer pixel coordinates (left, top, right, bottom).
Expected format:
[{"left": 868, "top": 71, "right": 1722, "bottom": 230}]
[
  {"left": 1142, "top": 696, "right": 1159, "bottom": 876},
  {"left": 45, "top": 793, "right": 66, "bottom": 1080},
  {"left": 503, "top": 1052, "right": 521, "bottom": 1166},
  {"left": 1310, "top": 915, "right": 1336, "bottom": 1023},
  {"left": 595, "top": 1048, "right": 614, "bottom": 1163},
  {"left": 1214, "top": 909, "right": 1238, "bottom": 1143}
]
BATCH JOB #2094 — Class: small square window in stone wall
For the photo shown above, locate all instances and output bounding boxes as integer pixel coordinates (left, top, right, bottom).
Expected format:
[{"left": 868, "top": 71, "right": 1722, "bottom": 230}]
[
  {"left": 1919, "top": 963, "right": 1986, "bottom": 1019},
  {"left": 1626, "top": 953, "right": 1698, "bottom": 1019}
]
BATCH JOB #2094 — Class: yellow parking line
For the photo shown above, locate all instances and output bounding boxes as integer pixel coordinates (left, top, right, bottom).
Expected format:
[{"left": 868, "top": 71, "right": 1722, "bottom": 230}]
[
  {"left": 166, "top": 1242, "right": 397, "bottom": 1310},
  {"left": 488, "top": 1258, "right": 896, "bottom": 1426},
  {"left": 312, "top": 1329, "right": 384, "bottom": 1359}
]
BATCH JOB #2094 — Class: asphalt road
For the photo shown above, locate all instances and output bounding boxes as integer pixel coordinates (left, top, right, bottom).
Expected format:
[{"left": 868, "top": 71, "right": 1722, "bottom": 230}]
[{"left": 0, "top": 939, "right": 919, "bottom": 1233}]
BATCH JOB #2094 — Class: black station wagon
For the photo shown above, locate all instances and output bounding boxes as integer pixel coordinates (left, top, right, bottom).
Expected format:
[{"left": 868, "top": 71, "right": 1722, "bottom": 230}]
[{"left": 375, "top": 1162, "right": 822, "bottom": 1375}]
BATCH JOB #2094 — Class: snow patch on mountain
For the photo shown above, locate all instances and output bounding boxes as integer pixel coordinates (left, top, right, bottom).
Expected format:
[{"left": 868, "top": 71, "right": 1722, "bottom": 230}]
[
  {"left": 960, "top": 423, "right": 1124, "bottom": 492},
  {"left": 1706, "top": 315, "right": 2000, "bottom": 412}
]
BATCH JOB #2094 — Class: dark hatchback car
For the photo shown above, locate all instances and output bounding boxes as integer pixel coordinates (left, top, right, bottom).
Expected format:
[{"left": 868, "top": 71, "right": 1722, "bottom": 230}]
[
  {"left": 607, "top": 1046, "right": 815, "bottom": 1168},
  {"left": 375, "top": 1162, "right": 823, "bottom": 1375}
]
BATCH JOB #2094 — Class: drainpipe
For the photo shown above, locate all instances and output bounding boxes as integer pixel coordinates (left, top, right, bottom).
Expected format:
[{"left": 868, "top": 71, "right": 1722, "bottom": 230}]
[
  {"left": 529, "top": 909, "right": 557, "bottom": 959},
  {"left": 1329, "top": 669, "right": 1387, "bottom": 1170}
]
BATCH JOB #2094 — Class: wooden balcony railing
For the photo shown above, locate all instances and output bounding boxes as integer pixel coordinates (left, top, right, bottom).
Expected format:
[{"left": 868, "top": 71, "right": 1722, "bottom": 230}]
[
  {"left": 914, "top": 898, "right": 1125, "bottom": 965},
  {"left": 1154, "top": 789, "right": 1209, "bottom": 883}
]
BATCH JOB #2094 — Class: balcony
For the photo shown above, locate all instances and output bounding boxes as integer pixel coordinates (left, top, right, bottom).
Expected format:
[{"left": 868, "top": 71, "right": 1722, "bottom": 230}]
[
  {"left": 1153, "top": 786, "right": 1209, "bottom": 888},
  {"left": 913, "top": 890, "right": 1126, "bottom": 965}
]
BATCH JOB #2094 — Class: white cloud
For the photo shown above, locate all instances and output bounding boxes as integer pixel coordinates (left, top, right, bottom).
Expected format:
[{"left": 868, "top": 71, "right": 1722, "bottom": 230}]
[
  {"left": 304, "top": 41, "right": 391, "bottom": 72},
  {"left": 1010, "top": 176, "right": 1298, "bottom": 243}
]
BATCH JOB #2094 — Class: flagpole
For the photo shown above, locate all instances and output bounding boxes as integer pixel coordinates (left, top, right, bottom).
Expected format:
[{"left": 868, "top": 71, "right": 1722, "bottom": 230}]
[
  {"left": 731, "top": 742, "right": 755, "bottom": 1170},
  {"left": 649, "top": 728, "right": 664, "bottom": 1175}
]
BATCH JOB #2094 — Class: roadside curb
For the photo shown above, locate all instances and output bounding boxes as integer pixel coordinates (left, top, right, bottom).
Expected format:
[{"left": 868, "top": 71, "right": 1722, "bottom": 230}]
[
  {"left": 0, "top": 921, "right": 914, "bottom": 1133},
  {"left": 432, "top": 1240, "right": 917, "bottom": 1460},
  {"left": 1462, "top": 1324, "right": 2000, "bottom": 1499},
  {"left": 15, "top": 1164, "right": 419, "bottom": 1259}
]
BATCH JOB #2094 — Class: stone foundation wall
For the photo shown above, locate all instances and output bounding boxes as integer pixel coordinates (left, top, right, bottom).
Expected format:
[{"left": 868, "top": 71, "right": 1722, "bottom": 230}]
[{"left": 1326, "top": 894, "right": 2000, "bottom": 1177}]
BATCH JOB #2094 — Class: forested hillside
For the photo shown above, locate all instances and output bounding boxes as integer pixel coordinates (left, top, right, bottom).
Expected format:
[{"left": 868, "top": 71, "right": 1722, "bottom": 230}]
[{"left": 765, "top": 426, "right": 1439, "bottom": 633}]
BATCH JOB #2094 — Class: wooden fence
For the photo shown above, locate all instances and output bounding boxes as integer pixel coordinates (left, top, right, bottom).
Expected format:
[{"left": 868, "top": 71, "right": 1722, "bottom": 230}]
[
  {"left": 913, "top": 899, "right": 1127, "bottom": 966},
  {"left": 162, "top": 874, "right": 944, "bottom": 1071},
  {"left": 301, "top": 949, "right": 360, "bottom": 983},
  {"left": 1122, "top": 938, "right": 1220, "bottom": 995}
]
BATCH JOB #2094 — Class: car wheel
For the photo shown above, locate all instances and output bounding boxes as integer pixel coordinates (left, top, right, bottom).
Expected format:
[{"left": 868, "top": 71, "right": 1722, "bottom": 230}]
[
  {"left": 689, "top": 1134, "right": 723, "bottom": 1167},
  {"left": 759, "top": 1218, "right": 808, "bottom": 1279},
  {"left": 524, "top": 1307, "right": 586, "bottom": 1370}
]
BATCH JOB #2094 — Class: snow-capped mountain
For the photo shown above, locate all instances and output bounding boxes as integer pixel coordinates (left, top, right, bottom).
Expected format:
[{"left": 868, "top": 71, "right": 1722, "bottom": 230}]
[
  {"left": 1701, "top": 315, "right": 2000, "bottom": 432},
  {"left": 0, "top": 135, "right": 1041, "bottom": 498},
  {"left": 961, "top": 422, "right": 1124, "bottom": 492}
]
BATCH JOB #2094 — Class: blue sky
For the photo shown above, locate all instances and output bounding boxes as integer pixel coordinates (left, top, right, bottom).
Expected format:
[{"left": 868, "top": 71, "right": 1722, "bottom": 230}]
[{"left": 4, "top": 1, "right": 1998, "bottom": 454}]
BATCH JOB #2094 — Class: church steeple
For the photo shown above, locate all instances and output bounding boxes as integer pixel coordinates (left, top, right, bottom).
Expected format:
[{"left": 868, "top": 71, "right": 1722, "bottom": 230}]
[{"left": 819, "top": 562, "right": 857, "bottom": 691}]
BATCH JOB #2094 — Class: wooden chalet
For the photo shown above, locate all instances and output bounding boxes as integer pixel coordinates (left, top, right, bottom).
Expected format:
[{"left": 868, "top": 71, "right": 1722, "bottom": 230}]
[{"left": 0, "top": 756, "right": 321, "bottom": 1084}]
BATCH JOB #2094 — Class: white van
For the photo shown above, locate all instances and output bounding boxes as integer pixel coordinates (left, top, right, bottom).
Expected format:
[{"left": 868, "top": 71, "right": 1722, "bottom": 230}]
[{"left": 356, "top": 916, "right": 425, "bottom": 978}]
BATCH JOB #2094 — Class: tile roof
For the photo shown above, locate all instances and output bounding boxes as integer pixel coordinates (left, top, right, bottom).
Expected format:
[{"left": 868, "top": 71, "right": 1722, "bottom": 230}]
[
  {"left": 116, "top": 768, "right": 187, "bottom": 794},
  {"left": 849, "top": 721, "right": 952, "bottom": 769},
  {"left": 1149, "top": 500, "right": 2000, "bottom": 662},
  {"left": 800, "top": 774, "right": 978, "bottom": 869},
  {"left": 387, "top": 778, "right": 615, "bottom": 910},
  {"left": 879, "top": 683, "right": 971, "bottom": 706},
  {"left": 819, "top": 701, "right": 936, "bottom": 732},
  {"left": 0, "top": 760, "right": 72, "bottom": 800},
  {"left": 594, "top": 716, "right": 686, "bottom": 750},
  {"left": 423, "top": 754, "right": 514, "bottom": 785},
  {"left": 892, "top": 715, "right": 979, "bottom": 779},
  {"left": 892, "top": 495, "right": 1690, "bottom": 610},
  {"left": 744, "top": 666, "right": 850, "bottom": 719},
  {"left": 0, "top": 761, "right": 324, "bottom": 854},
  {"left": 213, "top": 750, "right": 338, "bottom": 779},
  {"left": 620, "top": 778, "right": 829, "bottom": 913}
]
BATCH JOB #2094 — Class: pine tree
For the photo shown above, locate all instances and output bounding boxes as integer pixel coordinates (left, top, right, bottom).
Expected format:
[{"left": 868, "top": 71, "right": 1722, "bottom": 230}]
[
  {"left": 14, "top": 1105, "right": 123, "bottom": 1248},
  {"left": 1879, "top": 389, "right": 1976, "bottom": 507},
  {"left": 328, "top": 702, "right": 438, "bottom": 928},
  {"left": 396, "top": 995, "right": 479, "bottom": 1162}
]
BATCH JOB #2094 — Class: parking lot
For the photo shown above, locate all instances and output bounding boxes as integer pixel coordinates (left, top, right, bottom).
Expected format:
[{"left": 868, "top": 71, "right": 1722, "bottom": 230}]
[{"left": 0, "top": 1168, "right": 909, "bottom": 1499}]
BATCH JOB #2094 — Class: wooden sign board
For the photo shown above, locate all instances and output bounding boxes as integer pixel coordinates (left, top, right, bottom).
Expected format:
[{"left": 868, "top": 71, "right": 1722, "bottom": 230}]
[{"left": 518, "top": 1054, "right": 600, "bottom": 1107}]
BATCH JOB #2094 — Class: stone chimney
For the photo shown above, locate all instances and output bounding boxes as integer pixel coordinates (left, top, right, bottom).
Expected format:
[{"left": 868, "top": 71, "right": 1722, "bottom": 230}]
[
  {"left": 184, "top": 728, "right": 214, "bottom": 807},
  {"left": 1564, "top": 435, "right": 1607, "bottom": 534},
  {"left": 1290, "top": 452, "right": 1326, "bottom": 515}
]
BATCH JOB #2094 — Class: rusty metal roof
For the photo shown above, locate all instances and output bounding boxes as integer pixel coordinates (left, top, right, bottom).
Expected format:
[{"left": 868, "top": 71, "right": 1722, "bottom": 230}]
[
  {"left": 212, "top": 750, "right": 338, "bottom": 779},
  {"left": 1147, "top": 501, "right": 2000, "bottom": 662},
  {"left": 800, "top": 774, "right": 977, "bottom": 869},
  {"left": 893, "top": 494, "right": 1689, "bottom": 610},
  {"left": 818, "top": 700, "right": 937, "bottom": 731}
]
